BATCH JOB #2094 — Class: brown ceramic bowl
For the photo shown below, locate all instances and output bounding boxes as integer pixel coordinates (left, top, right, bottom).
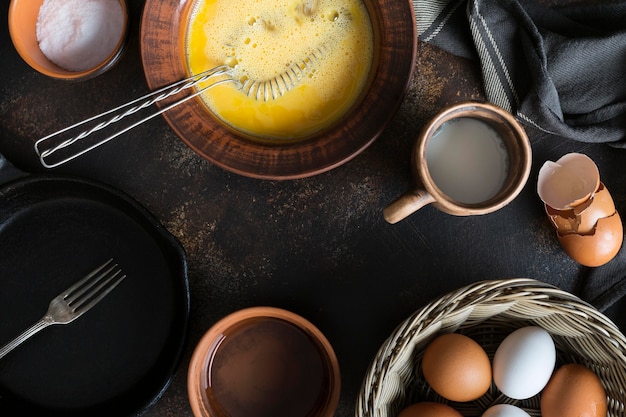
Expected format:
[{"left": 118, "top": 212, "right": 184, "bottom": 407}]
[
  {"left": 140, "top": 0, "right": 417, "bottom": 179},
  {"left": 188, "top": 307, "right": 341, "bottom": 417},
  {"left": 8, "top": 0, "right": 128, "bottom": 81}
]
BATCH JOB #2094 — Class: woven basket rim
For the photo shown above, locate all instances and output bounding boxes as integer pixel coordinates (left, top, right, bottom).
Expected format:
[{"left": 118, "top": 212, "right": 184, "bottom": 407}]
[{"left": 356, "top": 278, "right": 626, "bottom": 417}]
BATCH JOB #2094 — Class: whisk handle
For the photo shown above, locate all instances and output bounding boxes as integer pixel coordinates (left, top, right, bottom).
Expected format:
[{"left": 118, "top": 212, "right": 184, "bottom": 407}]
[{"left": 34, "top": 66, "right": 234, "bottom": 169}]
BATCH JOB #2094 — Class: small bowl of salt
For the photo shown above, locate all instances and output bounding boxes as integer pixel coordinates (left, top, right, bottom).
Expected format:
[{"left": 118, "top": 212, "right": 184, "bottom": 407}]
[{"left": 9, "top": 0, "right": 128, "bottom": 81}]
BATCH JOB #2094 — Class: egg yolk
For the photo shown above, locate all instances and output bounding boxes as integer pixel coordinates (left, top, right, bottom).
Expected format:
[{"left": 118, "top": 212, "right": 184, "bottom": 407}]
[{"left": 186, "top": 0, "right": 374, "bottom": 141}]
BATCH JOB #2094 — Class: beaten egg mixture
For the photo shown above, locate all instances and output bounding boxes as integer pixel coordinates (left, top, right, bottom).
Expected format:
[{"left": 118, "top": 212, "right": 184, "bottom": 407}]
[{"left": 186, "top": 0, "right": 374, "bottom": 140}]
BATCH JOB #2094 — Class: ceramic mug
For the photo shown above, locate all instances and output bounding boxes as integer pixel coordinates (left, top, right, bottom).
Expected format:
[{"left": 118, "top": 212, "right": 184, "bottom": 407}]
[{"left": 384, "top": 102, "right": 532, "bottom": 224}]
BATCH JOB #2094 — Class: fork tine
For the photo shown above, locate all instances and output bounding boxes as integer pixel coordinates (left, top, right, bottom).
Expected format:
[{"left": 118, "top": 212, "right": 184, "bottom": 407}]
[
  {"left": 66, "top": 267, "right": 122, "bottom": 306},
  {"left": 65, "top": 262, "right": 124, "bottom": 306},
  {"left": 63, "top": 258, "right": 114, "bottom": 302},
  {"left": 70, "top": 271, "right": 126, "bottom": 314}
]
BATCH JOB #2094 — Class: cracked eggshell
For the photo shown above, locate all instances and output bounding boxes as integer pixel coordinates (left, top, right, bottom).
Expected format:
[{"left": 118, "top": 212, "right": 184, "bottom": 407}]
[
  {"left": 557, "top": 211, "right": 623, "bottom": 267},
  {"left": 571, "top": 183, "right": 616, "bottom": 234},
  {"left": 546, "top": 183, "right": 616, "bottom": 235},
  {"left": 537, "top": 153, "right": 600, "bottom": 210},
  {"left": 538, "top": 153, "right": 623, "bottom": 267}
]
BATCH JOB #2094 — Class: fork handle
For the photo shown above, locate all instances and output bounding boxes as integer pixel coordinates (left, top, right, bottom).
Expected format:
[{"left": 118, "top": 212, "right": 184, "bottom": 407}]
[{"left": 0, "top": 316, "right": 54, "bottom": 360}]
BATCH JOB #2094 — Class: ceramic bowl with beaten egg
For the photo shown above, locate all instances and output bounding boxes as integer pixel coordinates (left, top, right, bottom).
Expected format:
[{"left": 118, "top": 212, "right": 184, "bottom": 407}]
[{"left": 140, "top": 0, "right": 416, "bottom": 179}]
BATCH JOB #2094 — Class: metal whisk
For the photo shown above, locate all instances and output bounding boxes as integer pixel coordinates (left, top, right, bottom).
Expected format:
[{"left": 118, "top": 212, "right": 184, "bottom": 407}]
[
  {"left": 34, "top": 66, "right": 235, "bottom": 169},
  {"left": 34, "top": 45, "right": 329, "bottom": 169}
]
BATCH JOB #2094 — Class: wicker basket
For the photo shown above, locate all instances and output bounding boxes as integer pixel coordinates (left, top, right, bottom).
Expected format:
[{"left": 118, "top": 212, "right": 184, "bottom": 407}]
[{"left": 356, "top": 278, "right": 626, "bottom": 417}]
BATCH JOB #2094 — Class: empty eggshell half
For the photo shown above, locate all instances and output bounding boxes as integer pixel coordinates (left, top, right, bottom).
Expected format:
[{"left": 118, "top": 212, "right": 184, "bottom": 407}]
[{"left": 537, "top": 153, "right": 600, "bottom": 210}]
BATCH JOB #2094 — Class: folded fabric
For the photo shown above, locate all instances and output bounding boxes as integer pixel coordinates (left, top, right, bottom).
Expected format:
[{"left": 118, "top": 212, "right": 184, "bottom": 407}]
[
  {"left": 414, "top": 0, "right": 626, "bottom": 146},
  {"left": 577, "top": 245, "right": 626, "bottom": 312}
]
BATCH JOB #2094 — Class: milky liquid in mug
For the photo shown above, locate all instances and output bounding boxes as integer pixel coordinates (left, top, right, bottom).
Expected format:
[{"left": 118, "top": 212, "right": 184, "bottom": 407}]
[
  {"left": 425, "top": 118, "right": 509, "bottom": 204},
  {"left": 205, "top": 317, "right": 329, "bottom": 417}
]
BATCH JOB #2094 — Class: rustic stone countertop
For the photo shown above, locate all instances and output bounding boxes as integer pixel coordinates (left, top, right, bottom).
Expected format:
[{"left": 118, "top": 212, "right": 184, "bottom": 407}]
[{"left": 1, "top": 1, "right": 625, "bottom": 416}]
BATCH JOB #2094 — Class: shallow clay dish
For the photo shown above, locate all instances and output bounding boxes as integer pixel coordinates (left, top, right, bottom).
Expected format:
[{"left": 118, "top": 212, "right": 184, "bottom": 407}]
[
  {"left": 140, "top": 0, "right": 416, "bottom": 179},
  {"left": 188, "top": 307, "right": 341, "bottom": 417}
]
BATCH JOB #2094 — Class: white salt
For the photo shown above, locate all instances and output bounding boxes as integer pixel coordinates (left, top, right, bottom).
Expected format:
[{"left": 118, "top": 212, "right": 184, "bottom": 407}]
[{"left": 36, "top": 0, "right": 125, "bottom": 72}]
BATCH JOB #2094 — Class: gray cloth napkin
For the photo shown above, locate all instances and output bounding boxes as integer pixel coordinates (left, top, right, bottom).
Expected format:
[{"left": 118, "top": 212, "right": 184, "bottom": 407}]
[
  {"left": 414, "top": 0, "right": 626, "bottom": 146},
  {"left": 414, "top": 0, "right": 626, "bottom": 311},
  {"left": 578, "top": 250, "right": 626, "bottom": 312}
]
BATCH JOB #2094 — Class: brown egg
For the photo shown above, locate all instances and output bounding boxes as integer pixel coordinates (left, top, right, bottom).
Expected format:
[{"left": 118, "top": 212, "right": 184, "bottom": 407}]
[
  {"left": 541, "top": 363, "right": 607, "bottom": 417},
  {"left": 556, "top": 210, "right": 623, "bottom": 267},
  {"left": 421, "top": 333, "right": 491, "bottom": 402},
  {"left": 397, "top": 402, "right": 463, "bottom": 417}
]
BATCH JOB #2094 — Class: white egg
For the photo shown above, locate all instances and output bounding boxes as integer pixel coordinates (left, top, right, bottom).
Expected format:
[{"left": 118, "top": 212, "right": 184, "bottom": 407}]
[
  {"left": 482, "top": 404, "right": 532, "bottom": 417},
  {"left": 492, "top": 326, "right": 556, "bottom": 399}
]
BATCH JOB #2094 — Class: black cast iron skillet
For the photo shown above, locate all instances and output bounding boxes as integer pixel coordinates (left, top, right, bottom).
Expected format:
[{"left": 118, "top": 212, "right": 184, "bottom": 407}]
[{"left": 0, "top": 154, "right": 190, "bottom": 416}]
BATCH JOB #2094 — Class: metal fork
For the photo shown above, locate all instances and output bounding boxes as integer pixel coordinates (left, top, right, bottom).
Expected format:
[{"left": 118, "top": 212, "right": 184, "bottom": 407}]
[{"left": 0, "top": 259, "right": 126, "bottom": 360}]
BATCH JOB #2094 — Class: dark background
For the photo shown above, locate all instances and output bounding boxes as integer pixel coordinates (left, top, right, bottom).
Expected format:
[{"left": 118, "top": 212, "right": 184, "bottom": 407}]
[{"left": 1, "top": 1, "right": 625, "bottom": 416}]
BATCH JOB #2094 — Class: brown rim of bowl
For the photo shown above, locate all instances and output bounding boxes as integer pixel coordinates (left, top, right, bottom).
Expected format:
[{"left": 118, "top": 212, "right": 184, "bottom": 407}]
[
  {"left": 187, "top": 306, "right": 341, "bottom": 417},
  {"left": 8, "top": 0, "right": 129, "bottom": 81},
  {"left": 140, "top": 0, "right": 417, "bottom": 180}
]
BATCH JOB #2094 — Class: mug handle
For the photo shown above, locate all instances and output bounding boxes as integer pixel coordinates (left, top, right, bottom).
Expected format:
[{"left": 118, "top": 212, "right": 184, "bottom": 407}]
[{"left": 383, "top": 188, "right": 436, "bottom": 224}]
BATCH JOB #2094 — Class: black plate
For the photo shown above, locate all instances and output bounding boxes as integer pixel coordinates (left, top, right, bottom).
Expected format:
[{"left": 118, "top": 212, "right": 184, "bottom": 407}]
[{"left": 0, "top": 171, "right": 189, "bottom": 416}]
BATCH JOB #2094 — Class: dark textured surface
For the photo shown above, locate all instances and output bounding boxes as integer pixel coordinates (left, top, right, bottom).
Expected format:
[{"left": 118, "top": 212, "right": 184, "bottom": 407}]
[{"left": 1, "top": 1, "right": 625, "bottom": 416}]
